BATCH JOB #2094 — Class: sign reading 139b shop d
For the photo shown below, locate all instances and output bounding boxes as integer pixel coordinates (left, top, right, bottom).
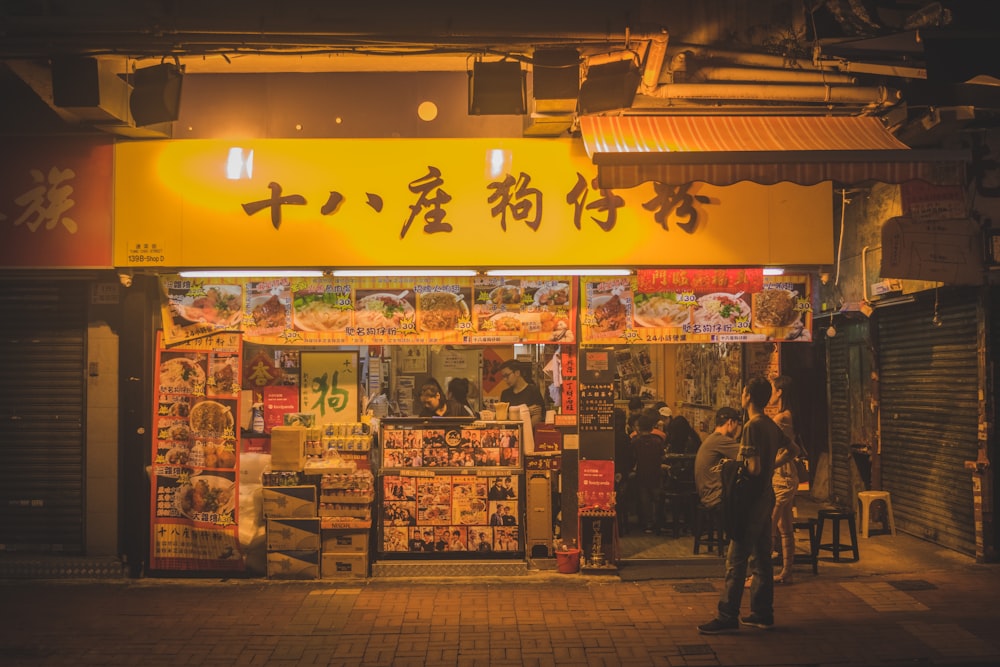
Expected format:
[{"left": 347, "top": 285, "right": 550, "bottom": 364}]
[{"left": 114, "top": 138, "right": 832, "bottom": 270}]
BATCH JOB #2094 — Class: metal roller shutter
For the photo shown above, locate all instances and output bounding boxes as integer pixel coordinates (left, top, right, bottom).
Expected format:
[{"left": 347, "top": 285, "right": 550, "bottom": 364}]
[
  {"left": 827, "top": 329, "right": 852, "bottom": 504},
  {"left": 877, "top": 291, "right": 979, "bottom": 555},
  {"left": 0, "top": 281, "right": 87, "bottom": 553}
]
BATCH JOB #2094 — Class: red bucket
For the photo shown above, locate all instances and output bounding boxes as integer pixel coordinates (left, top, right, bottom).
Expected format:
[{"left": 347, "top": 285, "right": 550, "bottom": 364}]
[{"left": 555, "top": 548, "right": 581, "bottom": 574}]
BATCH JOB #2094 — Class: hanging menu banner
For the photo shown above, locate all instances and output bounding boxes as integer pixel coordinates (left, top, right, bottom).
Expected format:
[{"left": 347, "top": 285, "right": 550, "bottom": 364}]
[
  {"left": 150, "top": 332, "right": 243, "bottom": 573},
  {"left": 158, "top": 274, "right": 577, "bottom": 346},
  {"left": 580, "top": 272, "right": 813, "bottom": 345}
]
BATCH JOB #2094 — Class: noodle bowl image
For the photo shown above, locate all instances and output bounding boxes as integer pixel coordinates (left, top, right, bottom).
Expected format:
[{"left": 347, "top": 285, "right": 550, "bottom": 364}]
[
  {"left": 753, "top": 289, "right": 799, "bottom": 327},
  {"left": 633, "top": 292, "right": 691, "bottom": 328},
  {"left": 292, "top": 291, "right": 352, "bottom": 331},
  {"left": 418, "top": 292, "right": 469, "bottom": 331},
  {"left": 693, "top": 293, "right": 751, "bottom": 327},
  {"left": 355, "top": 293, "right": 415, "bottom": 329}
]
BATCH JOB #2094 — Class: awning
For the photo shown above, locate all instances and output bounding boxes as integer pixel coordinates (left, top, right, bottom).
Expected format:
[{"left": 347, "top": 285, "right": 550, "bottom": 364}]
[{"left": 580, "top": 115, "right": 969, "bottom": 189}]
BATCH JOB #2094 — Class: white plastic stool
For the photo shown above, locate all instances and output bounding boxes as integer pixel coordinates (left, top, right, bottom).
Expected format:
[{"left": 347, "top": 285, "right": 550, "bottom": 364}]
[{"left": 857, "top": 490, "right": 896, "bottom": 538}]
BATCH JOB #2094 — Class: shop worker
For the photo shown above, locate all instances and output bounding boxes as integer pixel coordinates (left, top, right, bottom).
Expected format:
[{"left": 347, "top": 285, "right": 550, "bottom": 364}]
[
  {"left": 417, "top": 376, "right": 467, "bottom": 417},
  {"left": 498, "top": 359, "right": 545, "bottom": 425},
  {"left": 694, "top": 407, "right": 742, "bottom": 509}
]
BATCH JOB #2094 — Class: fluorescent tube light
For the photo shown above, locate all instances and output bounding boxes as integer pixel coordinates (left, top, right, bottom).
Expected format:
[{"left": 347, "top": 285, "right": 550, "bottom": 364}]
[
  {"left": 178, "top": 270, "right": 324, "bottom": 278},
  {"left": 485, "top": 268, "right": 632, "bottom": 277},
  {"left": 332, "top": 269, "right": 479, "bottom": 278},
  {"left": 763, "top": 267, "right": 786, "bottom": 276}
]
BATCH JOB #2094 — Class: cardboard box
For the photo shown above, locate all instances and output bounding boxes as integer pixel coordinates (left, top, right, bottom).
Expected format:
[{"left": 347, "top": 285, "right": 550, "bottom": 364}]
[
  {"left": 262, "top": 485, "right": 317, "bottom": 518},
  {"left": 321, "top": 552, "right": 368, "bottom": 578},
  {"left": 270, "top": 425, "right": 306, "bottom": 471},
  {"left": 267, "top": 517, "right": 321, "bottom": 551},
  {"left": 267, "top": 549, "right": 320, "bottom": 580},
  {"left": 321, "top": 529, "right": 370, "bottom": 554}
]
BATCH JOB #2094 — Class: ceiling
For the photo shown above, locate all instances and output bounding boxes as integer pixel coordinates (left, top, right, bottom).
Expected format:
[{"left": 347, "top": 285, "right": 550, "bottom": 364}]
[{"left": 0, "top": 0, "right": 997, "bottom": 142}]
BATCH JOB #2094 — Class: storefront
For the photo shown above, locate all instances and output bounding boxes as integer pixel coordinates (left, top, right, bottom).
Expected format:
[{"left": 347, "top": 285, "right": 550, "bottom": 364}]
[{"left": 3, "top": 122, "right": 984, "bottom": 576}]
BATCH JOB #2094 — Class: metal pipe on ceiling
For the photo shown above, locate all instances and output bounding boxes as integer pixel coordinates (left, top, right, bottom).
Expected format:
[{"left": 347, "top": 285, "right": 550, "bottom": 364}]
[
  {"left": 687, "top": 66, "right": 855, "bottom": 85},
  {"left": 640, "top": 83, "right": 898, "bottom": 107}
]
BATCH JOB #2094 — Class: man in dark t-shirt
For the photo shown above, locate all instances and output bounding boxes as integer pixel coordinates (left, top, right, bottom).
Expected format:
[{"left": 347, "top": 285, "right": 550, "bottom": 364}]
[
  {"left": 498, "top": 359, "right": 545, "bottom": 425},
  {"left": 699, "top": 378, "right": 780, "bottom": 635}
]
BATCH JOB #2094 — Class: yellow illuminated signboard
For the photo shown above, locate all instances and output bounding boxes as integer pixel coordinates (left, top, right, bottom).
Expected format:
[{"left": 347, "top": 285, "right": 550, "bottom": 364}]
[{"left": 115, "top": 139, "right": 832, "bottom": 269}]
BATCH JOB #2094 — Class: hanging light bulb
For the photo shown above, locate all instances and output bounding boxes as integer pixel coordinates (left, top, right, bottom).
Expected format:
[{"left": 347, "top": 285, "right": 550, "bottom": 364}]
[
  {"left": 826, "top": 324, "right": 837, "bottom": 338},
  {"left": 932, "top": 288, "right": 943, "bottom": 327}
]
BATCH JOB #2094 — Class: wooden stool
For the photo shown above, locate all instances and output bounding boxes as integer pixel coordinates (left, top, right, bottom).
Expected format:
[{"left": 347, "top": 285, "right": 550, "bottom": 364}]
[
  {"left": 792, "top": 518, "right": 819, "bottom": 574},
  {"left": 816, "top": 508, "right": 859, "bottom": 562},
  {"left": 857, "top": 490, "right": 896, "bottom": 538},
  {"left": 692, "top": 503, "right": 727, "bottom": 556}
]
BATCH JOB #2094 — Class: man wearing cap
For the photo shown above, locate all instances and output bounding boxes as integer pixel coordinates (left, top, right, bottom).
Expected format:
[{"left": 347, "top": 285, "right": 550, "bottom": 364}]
[{"left": 694, "top": 407, "right": 743, "bottom": 509}]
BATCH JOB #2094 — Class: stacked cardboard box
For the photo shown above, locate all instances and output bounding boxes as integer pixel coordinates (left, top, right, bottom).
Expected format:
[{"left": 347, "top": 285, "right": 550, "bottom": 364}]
[{"left": 265, "top": 425, "right": 318, "bottom": 579}]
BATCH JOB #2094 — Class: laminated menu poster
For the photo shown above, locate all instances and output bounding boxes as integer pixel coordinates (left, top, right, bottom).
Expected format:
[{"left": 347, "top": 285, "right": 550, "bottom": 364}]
[
  {"left": 580, "top": 271, "right": 812, "bottom": 344},
  {"left": 150, "top": 332, "right": 243, "bottom": 573},
  {"left": 380, "top": 474, "right": 520, "bottom": 554},
  {"left": 159, "top": 274, "right": 577, "bottom": 345}
]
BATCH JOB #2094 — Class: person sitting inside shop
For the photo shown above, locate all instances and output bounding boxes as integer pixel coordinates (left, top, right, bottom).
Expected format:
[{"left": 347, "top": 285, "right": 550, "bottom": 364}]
[
  {"left": 417, "top": 376, "right": 470, "bottom": 418},
  {"left": 498, "top": 359, "right": 545, "bottom": 425},
  {"left": 631, "top": 412, "right": 667, "bottom": 534}
]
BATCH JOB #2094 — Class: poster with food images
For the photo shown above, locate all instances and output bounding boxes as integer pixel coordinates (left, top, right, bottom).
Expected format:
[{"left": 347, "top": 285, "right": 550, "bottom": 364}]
[
  {"left": 160, "top": 277, "right": 245, "bottom": 345},
  {"left": 150, "top": 332, "right": 243, "bottom": 573},
  {"left": 580, "top": 271, "right": 812, "bottom": 344},
  {"left": 159, "top": 274, "right": 576, "bottom": 345}
]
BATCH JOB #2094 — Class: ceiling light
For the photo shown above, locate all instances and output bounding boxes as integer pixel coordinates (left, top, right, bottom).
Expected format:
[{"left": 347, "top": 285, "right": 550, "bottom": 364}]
[
  {"left": 332, "top": 269, "right": 478, "bottom": 278},
  {"left": 763, "top": 267, "right": 786, "bottom": 276},
  {"left": 485, "top": 268, "right": 632, "bottom": 277},
  {"left": 178, "top": 270, "right": 324, "bottom": 278},
  {"left": 226, "top": 147, "right": 253, "bottom": 180}
]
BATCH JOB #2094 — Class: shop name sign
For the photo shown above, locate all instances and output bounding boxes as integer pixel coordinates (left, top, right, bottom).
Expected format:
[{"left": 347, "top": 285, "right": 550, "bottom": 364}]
[{"left": 114, "top": 139, "right": 833, "bottom": 269}]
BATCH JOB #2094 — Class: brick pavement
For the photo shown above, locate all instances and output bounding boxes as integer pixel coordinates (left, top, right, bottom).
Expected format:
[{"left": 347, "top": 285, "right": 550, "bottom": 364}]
[{"left": 2, "top": 549, "right": 1000, "bottom": 667}]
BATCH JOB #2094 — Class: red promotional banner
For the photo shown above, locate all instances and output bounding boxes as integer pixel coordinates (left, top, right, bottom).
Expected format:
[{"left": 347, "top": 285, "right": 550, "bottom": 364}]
[
  {"left": 637, "top": 268, "right": 764, "bottom": 294},
  {"left": 578, "top": 459, "right": 615, "bottom": 510}
]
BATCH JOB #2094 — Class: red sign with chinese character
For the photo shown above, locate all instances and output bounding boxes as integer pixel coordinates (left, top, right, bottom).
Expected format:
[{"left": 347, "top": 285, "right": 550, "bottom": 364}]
[
  {"left": 637, "top": 268, "right": 763, "bottom": 294},
  {"left": 0, "top": 138, "right": 113, "bottom": 268}
]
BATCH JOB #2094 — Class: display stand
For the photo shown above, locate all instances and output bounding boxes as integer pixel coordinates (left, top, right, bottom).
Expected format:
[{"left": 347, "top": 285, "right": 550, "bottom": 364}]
[
  {"left": 578, "top": 508, "right": 618, "bottom": 571},
  {"left": 376, "top": 418, "right": 525, "bottom": 562},
  {"left": 577, "top": 460, "right": 618, "bottom": 572}
]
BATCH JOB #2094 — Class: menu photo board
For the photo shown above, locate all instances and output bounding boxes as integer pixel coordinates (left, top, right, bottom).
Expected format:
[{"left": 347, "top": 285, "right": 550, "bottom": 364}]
[
  {"left": 159, "top": 274, "right": 577, "bottom": 346},
  {"left": 580, "top": 271, "right": 813, "bottom": 344},
  {"left": 150, "top": 332, "right": 243, "bottom": 573}
]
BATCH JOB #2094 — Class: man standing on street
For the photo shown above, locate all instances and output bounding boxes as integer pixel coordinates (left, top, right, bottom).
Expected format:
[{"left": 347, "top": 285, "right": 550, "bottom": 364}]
[{"left": 698, "top": 378, "right": 781, "bottom": 634}]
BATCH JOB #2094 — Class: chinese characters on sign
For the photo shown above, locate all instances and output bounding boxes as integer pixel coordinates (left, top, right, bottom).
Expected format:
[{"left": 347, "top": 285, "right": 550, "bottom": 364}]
[{"left": 238, "top": 167, "right": 709, "bottom": 238}]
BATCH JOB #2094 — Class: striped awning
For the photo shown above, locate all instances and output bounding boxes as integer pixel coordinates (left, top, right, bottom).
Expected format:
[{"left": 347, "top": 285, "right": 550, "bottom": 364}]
[{"left": 580, "top": 116, "right": 968, "bottom": 189}]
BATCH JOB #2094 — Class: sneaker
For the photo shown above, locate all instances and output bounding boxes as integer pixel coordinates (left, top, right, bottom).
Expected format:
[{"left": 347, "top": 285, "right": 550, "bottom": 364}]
[
  {"left": 697, "top": 617, "right": 739, "bottom": 634},
  {"left": 740, "top": 613, "right": 774, "bottom": 629}
]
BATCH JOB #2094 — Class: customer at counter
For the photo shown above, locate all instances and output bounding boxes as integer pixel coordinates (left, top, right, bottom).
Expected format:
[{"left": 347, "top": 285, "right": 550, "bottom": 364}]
[{"left": 498, "top": 359, "right": 545, "bottom": 425}]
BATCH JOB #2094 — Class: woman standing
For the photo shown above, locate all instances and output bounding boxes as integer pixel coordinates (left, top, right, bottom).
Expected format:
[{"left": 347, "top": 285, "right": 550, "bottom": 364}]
[
  {"left": 769, "top": 375, "right": 802, "bottom": 584},
  {"left": 447, "top": 377, "right": 478, "bottom": 418}
]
